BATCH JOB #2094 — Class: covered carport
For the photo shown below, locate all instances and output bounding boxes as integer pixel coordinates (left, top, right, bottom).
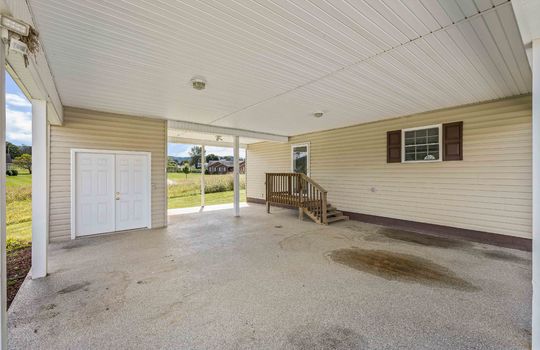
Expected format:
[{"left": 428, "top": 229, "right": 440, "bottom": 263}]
[{"left": 0, "top": 0, "right": 539, "bottom": 348}]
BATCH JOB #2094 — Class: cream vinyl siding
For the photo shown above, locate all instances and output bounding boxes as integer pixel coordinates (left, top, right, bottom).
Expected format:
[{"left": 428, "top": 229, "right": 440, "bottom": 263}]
[
  {"left": 247, "top": 96, "right": 532, "bottom": 239},
  {"left": 49, "top": 108, "right": 167, "bottom": 241}
]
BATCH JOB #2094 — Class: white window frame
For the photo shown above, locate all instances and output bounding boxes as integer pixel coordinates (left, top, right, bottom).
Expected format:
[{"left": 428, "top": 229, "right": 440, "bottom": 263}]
[
  {"left": 401, "top": 124, "right": 442, "bottom": 163},
  {"left": 291, "top": 143, "right": 310, "bottom": 176}
]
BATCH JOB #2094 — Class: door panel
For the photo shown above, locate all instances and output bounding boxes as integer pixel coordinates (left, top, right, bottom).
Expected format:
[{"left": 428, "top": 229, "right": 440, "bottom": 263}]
[
  {"left": 115, "top": 154, "right": 149, "bottom": 231},
  {"left": 75, "top": 153, "right": 115, "bottom": 236}
]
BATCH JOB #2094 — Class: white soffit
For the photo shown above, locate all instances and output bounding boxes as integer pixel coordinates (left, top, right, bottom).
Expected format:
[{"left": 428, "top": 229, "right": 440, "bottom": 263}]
[{"left": 29, "top": 0, "right": 531, "bottom": 136}]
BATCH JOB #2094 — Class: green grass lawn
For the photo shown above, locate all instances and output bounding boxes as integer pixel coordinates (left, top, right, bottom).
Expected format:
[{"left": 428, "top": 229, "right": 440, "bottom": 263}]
[
  {"left": 168, "top": 172, "right": 246, "bottom": 209},
  {"left": 6, "top": 173, "right": 32, "bottom": 187},
  {"left": 6, "top": 174, "right": 32, "bottom": 252},
  {"left": 4, "top": 172, "right": 245, "bottom": 251},
  {"left": 168, "top": 190, "right": 246, "bottom": 208}
]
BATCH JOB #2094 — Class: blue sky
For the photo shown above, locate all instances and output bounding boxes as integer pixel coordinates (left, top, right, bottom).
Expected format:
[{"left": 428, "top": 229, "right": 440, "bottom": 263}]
[
  {"left": 6, "top": 73, "right": 32, "bottom": 146},
  {"left": 6, "top": 74, "right": 246, "bottom": 156}
]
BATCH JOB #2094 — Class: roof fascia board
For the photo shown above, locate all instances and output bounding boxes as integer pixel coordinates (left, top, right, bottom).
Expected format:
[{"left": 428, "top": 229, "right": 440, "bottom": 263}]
[
  {"left": 3, "top": 0, "right": 63, "bottom": 125},
  {"left": 511, "top": 0, "right": 540, "bottom": 67}
]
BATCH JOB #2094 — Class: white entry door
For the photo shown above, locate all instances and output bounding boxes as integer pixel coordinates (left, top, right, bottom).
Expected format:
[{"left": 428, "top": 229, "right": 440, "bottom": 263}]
[
  {"left": 75, "top": 153, "right": 116, "bottom": 236},
  {"left": 115, "top": 154, "right": 149, "bottom": 231},
  {"left": 74, "top": 151, "right": 150, "bottom": 237}
]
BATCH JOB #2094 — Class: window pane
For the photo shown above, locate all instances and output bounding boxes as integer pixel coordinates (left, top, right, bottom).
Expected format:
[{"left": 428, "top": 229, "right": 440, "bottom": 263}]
[
  {"left": 403, "top": 126, "right": 440, "bottom": 162},
  {"left": 427, "top": 128, "right": 439, "bottom": 136},
  {"left": 417, "top": 152, "right": 427, "bottom": 160},
  {"left": 416, "top": 136, "right": 427, "bottom": 145},
  {"left": 293, "top": 146, "right": 308, "bottom": 174},
  {"left": 415, "top": 129, "right": 427, "bottom": 137},
  {"left": 427, "top": 136, "right": 438, "bottom": 144}
]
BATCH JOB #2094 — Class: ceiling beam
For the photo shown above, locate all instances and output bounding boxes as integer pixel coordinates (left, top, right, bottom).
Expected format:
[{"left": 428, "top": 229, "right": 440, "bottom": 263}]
[
  {"left": 168, "top": 136, "right": 247, "bottom": 148},
  {"left": 167, "top": 120, "right": 288, "bottom": 142},
  {"left": 2, "top": 0, "right": 63, "bottom": 125}
]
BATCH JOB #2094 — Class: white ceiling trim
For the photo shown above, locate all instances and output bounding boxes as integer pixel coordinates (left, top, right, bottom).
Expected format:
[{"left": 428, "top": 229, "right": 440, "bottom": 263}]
[
  {"left": 168, "top": 136, "right": 246, "bottom": 148},
  {"left": 167, "top": 120, "right": 287, "bottom": 143}
]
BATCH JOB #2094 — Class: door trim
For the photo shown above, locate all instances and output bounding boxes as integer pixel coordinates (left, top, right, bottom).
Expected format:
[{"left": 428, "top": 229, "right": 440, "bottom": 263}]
[
  {"left": 291, "top": 142, "right": 310, "bottom": 176},
  {"left": 70, "top": 149, "right": 152, "bottom": 239}
]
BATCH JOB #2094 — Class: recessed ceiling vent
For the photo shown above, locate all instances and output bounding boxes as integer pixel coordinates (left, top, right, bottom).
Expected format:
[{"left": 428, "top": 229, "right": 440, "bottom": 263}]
[{"left": 190, "top": 76, "right": 207, "bottom": 90}]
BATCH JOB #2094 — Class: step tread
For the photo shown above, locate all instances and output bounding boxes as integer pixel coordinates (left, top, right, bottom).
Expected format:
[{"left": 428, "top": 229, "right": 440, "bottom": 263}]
[
  {"left": 327, "top": 215, "right": 349, "bottom": 223},
  {"left": 327, "top": 210, "right": 343, "bottom": 217}
]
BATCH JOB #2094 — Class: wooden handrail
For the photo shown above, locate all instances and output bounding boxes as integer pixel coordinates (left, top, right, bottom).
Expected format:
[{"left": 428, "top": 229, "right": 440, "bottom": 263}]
[
  {"left": 298, "top": 173, "right": 327, "bottom": 194},
  {"left": 265, "top": 173, "right": 328, "bottom": 225}
]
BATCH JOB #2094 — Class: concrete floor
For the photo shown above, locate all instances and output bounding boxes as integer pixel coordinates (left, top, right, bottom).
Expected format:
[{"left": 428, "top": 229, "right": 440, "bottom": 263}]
[{"left": 8, "top": 204, "right": 531, "bottom": 349}]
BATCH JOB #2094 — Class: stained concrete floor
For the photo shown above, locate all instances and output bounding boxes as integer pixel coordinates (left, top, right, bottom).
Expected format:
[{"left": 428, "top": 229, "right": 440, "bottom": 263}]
[{"left": 8, "top": 204, "right": 531, "bottom": 349}]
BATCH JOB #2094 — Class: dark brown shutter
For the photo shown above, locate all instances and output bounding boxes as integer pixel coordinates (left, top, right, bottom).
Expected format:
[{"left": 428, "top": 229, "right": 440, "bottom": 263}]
[
  {"left": 387, "top": 130, "right": 401, "bottom": 163},
  {"left": 443, "top": 121, "right": 463, "bottom": 161}
]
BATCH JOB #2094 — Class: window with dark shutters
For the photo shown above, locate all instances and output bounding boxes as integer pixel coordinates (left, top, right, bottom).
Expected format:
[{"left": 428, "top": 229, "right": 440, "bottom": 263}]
[
  {"left": 387, "top": 130, "right": 402, "bottom": 163},
  {"left": 443, "top": 122, "right": 463, "bottom": 161}
]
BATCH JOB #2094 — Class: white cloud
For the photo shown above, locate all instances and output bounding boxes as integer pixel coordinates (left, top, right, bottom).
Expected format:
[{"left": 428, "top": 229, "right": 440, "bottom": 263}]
[
  {"left": 6, "top": 93, "right": 31, "bottom": 108},
  {"left": 6, "top": 108, "right": 32, "bottom": 145}
]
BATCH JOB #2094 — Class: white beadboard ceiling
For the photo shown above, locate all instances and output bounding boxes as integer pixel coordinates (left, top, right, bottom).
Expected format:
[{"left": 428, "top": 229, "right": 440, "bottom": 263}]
[{"left": 29, "top": 0, "right": 530, "bottom": 138}]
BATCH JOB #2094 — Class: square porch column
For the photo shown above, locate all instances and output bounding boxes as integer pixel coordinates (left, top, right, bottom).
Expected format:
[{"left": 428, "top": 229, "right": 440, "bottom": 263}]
[
  {"left": 0, "top": 35, "right": 7, "bottom": 350},
  {"left": 533, "top": 37, "right": 540, "bottom": 350},
  {"left": 31, "top": 99, "right": 48, "bottom": 279},
  {"left": 233, "top": 136, "right": 240, "bottom": 217},
  {"left": 201, "top": 144, "right": 205, "bottom": 207}
]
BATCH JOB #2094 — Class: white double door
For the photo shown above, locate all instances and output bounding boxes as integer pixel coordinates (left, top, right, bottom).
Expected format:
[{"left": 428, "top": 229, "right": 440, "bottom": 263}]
[{"left": 75, "top": 151, "right": 150, "bottom": 237}]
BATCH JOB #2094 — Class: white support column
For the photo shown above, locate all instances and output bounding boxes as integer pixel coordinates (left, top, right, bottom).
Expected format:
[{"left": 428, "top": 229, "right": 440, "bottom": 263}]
[
  {"left": 233, "top": 136, "right": 240, "bottom": 217},
  {"left": 31, "top": 99, "right": 48, "bottom": 279},
  {"left": 533, "top": 37, "right": 540, "bottom": 350},
  {"left": 0, "top": 37, "right": 7, "bottom": 350},
  {"left": 200, "top": 145, "right": 205, "bottom": 207}
]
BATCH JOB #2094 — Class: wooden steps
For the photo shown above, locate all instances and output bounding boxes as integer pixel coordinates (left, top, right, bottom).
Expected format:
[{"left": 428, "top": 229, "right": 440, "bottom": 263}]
[
  {"left": 324, "top": 203, "right": 349, "bottom": 224},
  {"left": 266, "top": 173, "right": 348, "bottom": 225}
]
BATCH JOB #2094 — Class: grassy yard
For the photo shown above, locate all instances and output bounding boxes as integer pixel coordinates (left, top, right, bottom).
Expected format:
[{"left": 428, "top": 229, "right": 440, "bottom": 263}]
[
  {"left": 6, "top": 173, "right": 32, "bottom": 252},
  {"left": 168, "top": 190, "right": 246, "bottom": 208},
  {"left": 4, "top": 172, "right": 245, "bottom": 250},
  {"left": 168, "top": 172, "right": 246, "bottom": 209}
]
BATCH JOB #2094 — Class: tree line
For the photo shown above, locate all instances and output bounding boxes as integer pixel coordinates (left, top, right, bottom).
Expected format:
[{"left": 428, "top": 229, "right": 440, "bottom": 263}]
[{"left": 6, "top": 142, "right": 32, "bottom": 174}]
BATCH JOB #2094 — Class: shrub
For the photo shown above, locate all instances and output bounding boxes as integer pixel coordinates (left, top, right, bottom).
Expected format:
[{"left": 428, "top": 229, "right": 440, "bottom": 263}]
[{"left": 10, "top": 169, "right": 18, "bottom": 176}]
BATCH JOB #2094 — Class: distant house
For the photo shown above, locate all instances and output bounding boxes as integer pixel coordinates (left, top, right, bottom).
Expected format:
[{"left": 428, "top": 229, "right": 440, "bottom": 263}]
[{"left": 207, "top": 160, "right": 245, "bottom": 174}]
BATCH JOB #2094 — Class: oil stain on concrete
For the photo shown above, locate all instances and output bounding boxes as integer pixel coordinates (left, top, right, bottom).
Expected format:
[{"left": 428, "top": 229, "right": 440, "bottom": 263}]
[
  {"left": 481, "top": 250, "right": 530, "bottom": 265},
  {"left": 327, "top": 248, "right": 478, "bottom": 291},
  {"left": 287, "top": 325, "right": 367, "bottom": 350},
  {"left": 57, "top": 281, "right": 90, "bottom": 294},
  {"left": 370, "top": 228, "right": 471, "bottom": 249}
]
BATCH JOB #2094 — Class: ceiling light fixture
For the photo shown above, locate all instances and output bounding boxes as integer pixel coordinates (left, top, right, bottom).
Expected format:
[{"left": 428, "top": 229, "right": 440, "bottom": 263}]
[
  {"left": 314, "top": 111, "right": 324, "bottom": 118},
  {"left": 0, "top": 15, "right": 29, "bottom": 36},
  {"left": 190, "top": 76, "right": 207, "bottom": 91},
  {"left": 216, "top": 135, "right": 223, "bottom": 141}
]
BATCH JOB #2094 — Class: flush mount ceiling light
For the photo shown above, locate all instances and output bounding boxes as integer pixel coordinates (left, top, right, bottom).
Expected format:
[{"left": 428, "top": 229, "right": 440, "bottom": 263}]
[
  {"left": 216, "top": 135, "right": 223, "bottom": 141},
  {"left": 190, "top": 76, "right": 207, "bottom": 91},
  {"left": 313, "top": 111, "right": 324, "bottom": 118}
]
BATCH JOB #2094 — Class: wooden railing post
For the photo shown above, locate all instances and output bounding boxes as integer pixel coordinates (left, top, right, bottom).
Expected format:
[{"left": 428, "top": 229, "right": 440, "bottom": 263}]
[{"left": 322, "top": 192, "right": 328, "bottom": 225}]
